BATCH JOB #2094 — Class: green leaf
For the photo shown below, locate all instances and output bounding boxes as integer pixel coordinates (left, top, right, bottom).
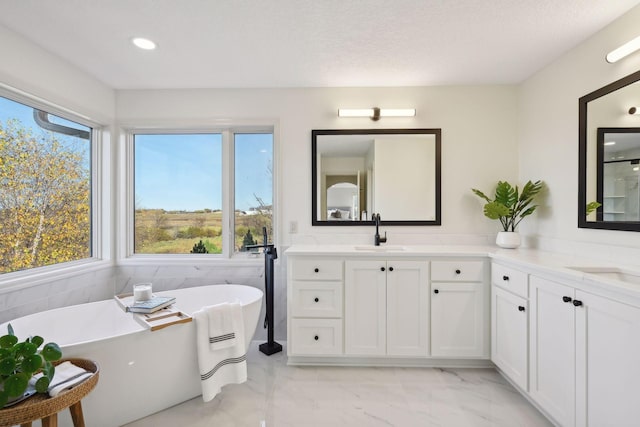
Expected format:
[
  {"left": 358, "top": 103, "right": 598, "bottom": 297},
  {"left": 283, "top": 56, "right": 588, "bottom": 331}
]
[
  {"left": 0, "top": 357, "right": 16, "bottom": 376},
  {"left": 0, "top": 390, "right": 8, "bottom": 408},
  {"left": 34, "top": 376, "right": 50, "bottom": 394},
  {"left": 494, "top": 181, "right": 517, "bottom": 208},
  {"left": 41, "top": 343, "right": 62, "bottom": 361},
  {"left": 16, "top": 342, "right": 37, "bottom": 357},
  {"left": 4, "top": 373, "right": 28, "bottom": 397},
  {"left": 471, "top": 188, "right": 491, "bottom": 203},
  {"left": 20, "top": 354, "right": 42, "bottom": 374},
  {"left": 0, "top": 335, "right": 18, "bottom": 349},
  {"left": 7, "top": 324, "right": 14, "bottom": 337},
  {"left": 30, "top": 336, "right": 44, "bottom": 348},
  {"left": 586, "top": 201, "right": 601, "bottom": 215},
  {"left": 484, "top": 202, "right": 510, "bottom": 220}
]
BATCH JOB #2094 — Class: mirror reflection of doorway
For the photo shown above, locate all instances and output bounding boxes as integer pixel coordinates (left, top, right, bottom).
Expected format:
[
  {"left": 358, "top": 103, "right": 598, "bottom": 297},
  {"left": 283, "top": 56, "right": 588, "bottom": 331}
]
[{"left": 323, "top": 173, "right": 367, "bottom": 221}]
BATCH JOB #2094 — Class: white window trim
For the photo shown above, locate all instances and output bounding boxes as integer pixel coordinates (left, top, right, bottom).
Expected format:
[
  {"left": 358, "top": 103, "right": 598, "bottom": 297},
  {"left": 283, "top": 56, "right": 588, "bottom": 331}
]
[
  {"left": 0, "top": 85, "right": 110, "bottom": 289},
  {"left": 118, "top": 120, "right": 279, "bottom": 265}
]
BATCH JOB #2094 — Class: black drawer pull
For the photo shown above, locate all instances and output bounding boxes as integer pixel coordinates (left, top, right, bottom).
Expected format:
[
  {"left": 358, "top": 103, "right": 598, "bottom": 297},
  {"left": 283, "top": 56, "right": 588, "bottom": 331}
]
[
  {"left": 434, "top": 289, "right": 439, "bottom": 294},
  {"left": 562, "top": 296, "right": 572, "bottom": 303},
  {"left": 314, "top": 268, "right": 319, "bottom": 273},
  {"left": 502, "top": 275, "right": 509, "bottom": 281},
  {"left": 455, "top": 269, "right": 461, "bottom": 274},
  {"left": 380, "top": 267, "right": 385, "bottom": 272},
  {"left": 389, "top": 266, "right": 394, "bottom": 272},
  {"left": 518, "top": 306, "right": 525, "bottom": 312},
  {"left": 314, "top": 297, "right": 319, "bottom": 303},
  {"left": 314, "top": 335, "right": 319, "bottom": 341},
  {"left": 573, "top": 300, "right": 583, "bottom": 307}
]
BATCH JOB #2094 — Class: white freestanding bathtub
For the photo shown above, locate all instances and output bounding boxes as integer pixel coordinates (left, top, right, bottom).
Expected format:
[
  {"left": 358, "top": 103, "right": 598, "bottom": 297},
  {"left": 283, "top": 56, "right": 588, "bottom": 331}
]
[{"left": 0, "top": 284, "right": 263, "bottom": 427}]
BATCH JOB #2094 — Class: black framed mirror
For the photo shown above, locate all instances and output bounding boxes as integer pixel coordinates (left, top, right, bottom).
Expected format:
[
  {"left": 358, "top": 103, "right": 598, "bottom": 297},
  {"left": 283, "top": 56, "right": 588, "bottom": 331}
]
[
  {"left": 579, "top": 69, "right": 640, "bottom": 231},
  {"left": 312, "top": 129, "right": 441, "bottom": 226}
]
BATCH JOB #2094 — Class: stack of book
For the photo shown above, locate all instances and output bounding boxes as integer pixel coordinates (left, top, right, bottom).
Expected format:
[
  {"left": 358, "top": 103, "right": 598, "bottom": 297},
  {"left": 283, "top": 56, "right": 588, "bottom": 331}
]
[{"left": 115, "top": 294, "right": 176, "bottom": 314}]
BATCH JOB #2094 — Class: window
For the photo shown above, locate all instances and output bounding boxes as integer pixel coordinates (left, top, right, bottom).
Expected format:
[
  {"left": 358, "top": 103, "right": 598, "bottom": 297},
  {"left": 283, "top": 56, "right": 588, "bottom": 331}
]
[
  {"left": 132, "top": 129, "right": 273, "bottom": 257},
  {"left": 0, "top": 95, "right": 93, "bottom": 274}
]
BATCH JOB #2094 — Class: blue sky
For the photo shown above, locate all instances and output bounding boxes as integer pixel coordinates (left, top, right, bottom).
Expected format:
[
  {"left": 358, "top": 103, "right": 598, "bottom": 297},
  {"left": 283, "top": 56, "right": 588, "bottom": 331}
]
[{"left": 1, "top": 96, "right": 273, "bottom": 212}]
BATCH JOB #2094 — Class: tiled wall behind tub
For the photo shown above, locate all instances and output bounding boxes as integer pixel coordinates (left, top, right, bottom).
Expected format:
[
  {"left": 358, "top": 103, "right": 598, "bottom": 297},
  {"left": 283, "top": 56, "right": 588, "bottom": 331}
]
[
  {"left": 115, "top": 258, "right": 288, "bottom": 342},
  {"left": 0, "top": 266, "right": 116, "bottom": 325}
]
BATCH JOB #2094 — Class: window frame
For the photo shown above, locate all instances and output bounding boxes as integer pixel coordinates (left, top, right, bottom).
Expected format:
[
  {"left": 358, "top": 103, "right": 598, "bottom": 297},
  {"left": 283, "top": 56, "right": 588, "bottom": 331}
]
[
  {"left": 122, "top": 123, "right": 277, "bottom": 263},
  {"left": 0, "top": 85, "right": 107, "bottom": 287}
]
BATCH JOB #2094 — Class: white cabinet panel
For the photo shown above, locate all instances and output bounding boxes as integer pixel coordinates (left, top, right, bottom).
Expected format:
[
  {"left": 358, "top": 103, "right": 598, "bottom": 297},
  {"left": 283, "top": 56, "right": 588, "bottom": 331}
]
[
  {"left": 431, "top": 260, "right": 484, "bottom": 282},
  {"left": 492, "top": 263, "right": 528, "bottom": 298},
  {"left": 491, "top": 286, "right": 528, "bottom": 391},
  {"left": 431, "top": 282, "right": 484, "bottom": 357},
  {"left": 529, "top": 276, "right": 575, "bottom": 427},
  {"left": 290, "top": 318, "right": 343, "bottom": 355},
  {"left": 291, "top": 281, "right": 343, "bottom": 318},
  {"left": 387, "top": 261, "right": 429, "bottom": 356},
  {"left": 575, "top": 291, "right": 640, "bottom": 427},
  {"left": 291, "top": 259, "right": 343, "bottom": 281},
  {"left": 345, "top": 260, "right": 387, "bottom": 355}
]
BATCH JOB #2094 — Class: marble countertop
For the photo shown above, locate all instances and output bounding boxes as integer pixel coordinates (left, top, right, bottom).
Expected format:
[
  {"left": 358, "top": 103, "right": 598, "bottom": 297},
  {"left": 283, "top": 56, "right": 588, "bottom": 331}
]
[{"left": 285, "top": 244, "right": 640, "bottom": 304}]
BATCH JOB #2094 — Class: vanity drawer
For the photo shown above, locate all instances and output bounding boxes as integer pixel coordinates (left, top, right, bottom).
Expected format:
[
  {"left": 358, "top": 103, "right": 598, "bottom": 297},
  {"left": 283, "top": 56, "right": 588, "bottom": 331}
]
[
  {"left": 291, "top": 281, "right": 343, "bottom": 318},
  {"left": 290, "top": 318, "right": 343, "bottom": 355},
  {"left": 291, "top": 259, "right": 343, "bottom": 281},
  {"left": 431, "top": 260, "right": 484, "bottom": 282},
  {"left": 491, "top": 263, "right": 528, "bottom": 298}
]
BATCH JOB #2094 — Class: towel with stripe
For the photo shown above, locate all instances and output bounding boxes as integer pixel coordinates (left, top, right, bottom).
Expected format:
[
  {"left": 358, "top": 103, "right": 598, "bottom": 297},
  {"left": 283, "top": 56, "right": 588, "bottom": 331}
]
[{"left": 193, "top": 302, "right": 247, "bottom": 402}]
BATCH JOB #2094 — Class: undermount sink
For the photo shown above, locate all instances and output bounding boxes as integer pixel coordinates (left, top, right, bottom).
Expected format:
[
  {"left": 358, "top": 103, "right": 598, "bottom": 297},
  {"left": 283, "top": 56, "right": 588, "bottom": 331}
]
[
  {"left": 353, "top": 245, "right": 406, "bottom": 252},
  {"left": 566, "top": 266, "right": 640, "bottom": 285}
]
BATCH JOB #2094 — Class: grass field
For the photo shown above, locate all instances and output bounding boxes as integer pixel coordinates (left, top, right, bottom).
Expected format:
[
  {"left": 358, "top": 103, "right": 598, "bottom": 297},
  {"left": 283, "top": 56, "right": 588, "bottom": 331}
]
[{"left": 134, "top": 209, "right": 271, "bottom": 254}]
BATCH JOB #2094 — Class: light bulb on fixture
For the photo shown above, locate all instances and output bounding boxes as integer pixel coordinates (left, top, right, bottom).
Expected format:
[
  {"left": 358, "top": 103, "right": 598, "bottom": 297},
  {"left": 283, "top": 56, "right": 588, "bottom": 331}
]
[
  {"left": 606, "top": 35, "right": 640, "bottom": 63},
  {"left": 338, "top": 107, "right": 416, "bottom": 121},
  {"left": 132, "top": 37, "right": 157, "bottom": 50}
]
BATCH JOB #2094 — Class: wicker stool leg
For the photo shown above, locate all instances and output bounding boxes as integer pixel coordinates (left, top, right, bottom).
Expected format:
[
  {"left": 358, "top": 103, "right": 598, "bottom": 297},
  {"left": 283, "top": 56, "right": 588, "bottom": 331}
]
[
  {"left": 69, "top": 401, "right": 85, "bottom": 427},
  {"left": 41, "top": 413, "right": 57, "bottom": 427}
]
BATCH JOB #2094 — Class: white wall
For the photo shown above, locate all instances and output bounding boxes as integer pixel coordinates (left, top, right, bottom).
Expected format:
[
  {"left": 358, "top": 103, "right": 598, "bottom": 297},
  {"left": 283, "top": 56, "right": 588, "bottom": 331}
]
[
  {"left": 117, "top": 85, "right": 518, "bottom": 247},
  {"left": 518, "top": 4, "right": 640, "bottom": 262}
]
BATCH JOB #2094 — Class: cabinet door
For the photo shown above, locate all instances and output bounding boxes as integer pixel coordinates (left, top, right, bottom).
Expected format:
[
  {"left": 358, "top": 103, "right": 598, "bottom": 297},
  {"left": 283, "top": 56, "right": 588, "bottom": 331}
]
[
  {"left": 386, "top": 260, "right": 429, "bottom": 356},
  {"left": 529, "top": 276, "right": 575, "bottom": 427},
  {"left": 431, "top": 282, "right": 484, "bottom": 357},
  {"left": 491, "top": 286, "right": 528, "bottom": 390},
  {"left": 345, "top": 260, "right": 387, "bottom": 355},
  {"left": 575, "top": 291, "right": 640, "bottom": 427}
]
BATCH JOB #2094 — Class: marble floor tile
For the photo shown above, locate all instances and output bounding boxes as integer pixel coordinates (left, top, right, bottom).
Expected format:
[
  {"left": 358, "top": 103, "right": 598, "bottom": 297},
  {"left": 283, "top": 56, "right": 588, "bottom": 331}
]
[{"left": 124, "top": 343, "right": 552, "bottom": 427}]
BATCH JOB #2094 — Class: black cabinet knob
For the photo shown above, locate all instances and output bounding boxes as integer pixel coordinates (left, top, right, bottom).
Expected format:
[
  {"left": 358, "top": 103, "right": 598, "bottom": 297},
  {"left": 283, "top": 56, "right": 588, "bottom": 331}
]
[
  {"left": 562, "top": 296, "right": 572, "bottom": 303},
  {"left": 380, "top": 267, "right": 386, "bottom": 272},
  {"left": 314, "top": 335, "right": 319, "bottom": 341},
  {"left": 573, "top": 300, "right": 583, "bottom": 307},
  {"left": 455, "top": 269, "right": 461, "bottom": 274},
  {"left": 434, "top": 289, "right": 439, "bottom": 294},
  {"left": 314, "top": 297, "right": 319, "bottom": 303},
  {"left": 314, "top": 268, "right": 319, "bottom": 273},
  {"left": 518, "top": 306, "right": 525, "bottom": 312},
  {"left": 503, "top": 275, "right": 509, "bottom": 281},
  {"left": 389, "top": 266, "right": 394, "bottom": 272}
]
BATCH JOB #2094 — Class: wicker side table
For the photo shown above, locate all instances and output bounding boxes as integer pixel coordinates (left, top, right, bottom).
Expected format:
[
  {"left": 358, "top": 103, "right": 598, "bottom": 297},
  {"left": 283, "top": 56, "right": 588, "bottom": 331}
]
[{"left": 0, "top": 358, "right": 99, "bottom": 427}]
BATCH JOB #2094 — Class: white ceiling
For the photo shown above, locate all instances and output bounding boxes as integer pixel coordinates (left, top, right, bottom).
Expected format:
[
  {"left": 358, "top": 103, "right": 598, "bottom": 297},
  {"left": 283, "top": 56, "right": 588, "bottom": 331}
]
[{"left": 1, "top": 0, "right": 639, "bottom": 90}]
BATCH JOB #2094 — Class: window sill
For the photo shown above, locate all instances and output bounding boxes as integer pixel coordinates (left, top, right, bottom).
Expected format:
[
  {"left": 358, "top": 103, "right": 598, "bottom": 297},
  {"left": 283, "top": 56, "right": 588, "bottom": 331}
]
[
  {"left": 0, "top": 258, "right": 114, "bottom": 294},
  {"left": 118, "top": 254, "right": 267, "bottom": 267}
]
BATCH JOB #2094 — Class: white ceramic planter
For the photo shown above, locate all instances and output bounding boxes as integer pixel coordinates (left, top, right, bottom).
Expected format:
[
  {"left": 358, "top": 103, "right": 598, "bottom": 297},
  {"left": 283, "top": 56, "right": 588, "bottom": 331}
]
[{"left": 496, "top": 231, "right": 521, "bottom": 249}]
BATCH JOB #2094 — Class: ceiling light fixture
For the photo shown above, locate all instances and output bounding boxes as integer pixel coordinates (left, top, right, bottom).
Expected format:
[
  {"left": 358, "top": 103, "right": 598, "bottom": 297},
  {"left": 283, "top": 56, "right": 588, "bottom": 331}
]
[
  {"left": 629, "top": 107, "right": 639, "bottom": 115},
  {"left": 132, "top": 37, "right": 157, "bottom": 50},
  {"left": 606, "top": 35, "right": 640, "bottom": 63},
  {"left": 604, "top": 141, "right": 616, "bottom": 146},
  {"left": 338, "top": 108, "right": 416, "bottom": 121}
]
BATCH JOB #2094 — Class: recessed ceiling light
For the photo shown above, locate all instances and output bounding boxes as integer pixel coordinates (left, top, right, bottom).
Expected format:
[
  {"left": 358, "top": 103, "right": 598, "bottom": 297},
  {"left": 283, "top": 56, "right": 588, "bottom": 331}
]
[{"left": 132, "top": 37, "right": 157, "bottom": 50}]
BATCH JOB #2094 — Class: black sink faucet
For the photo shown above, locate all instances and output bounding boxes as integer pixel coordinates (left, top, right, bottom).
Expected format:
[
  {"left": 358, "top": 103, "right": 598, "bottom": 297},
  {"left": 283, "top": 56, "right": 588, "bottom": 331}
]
[{"left": 373, "top": 213, "right": 387, "bottom": 246}]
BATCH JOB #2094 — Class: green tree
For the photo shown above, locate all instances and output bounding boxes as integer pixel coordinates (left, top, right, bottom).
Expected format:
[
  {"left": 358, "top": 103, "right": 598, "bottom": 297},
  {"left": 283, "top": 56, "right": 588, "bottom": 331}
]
[
  {"left": 190, "top": 240, "right": 208, "bottom": 254},
  {"left": 0, "top": 119, "right": 90, "bottom": 273},
  {"left": 241, "top": 229, "right": 257, "bottom": 251}
]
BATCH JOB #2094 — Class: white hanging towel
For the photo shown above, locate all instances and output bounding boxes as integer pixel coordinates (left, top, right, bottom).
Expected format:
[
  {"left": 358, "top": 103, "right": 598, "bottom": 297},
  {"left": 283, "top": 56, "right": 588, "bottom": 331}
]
[{"left": 193, "top": 302, "right": 247, "bottom": 402}]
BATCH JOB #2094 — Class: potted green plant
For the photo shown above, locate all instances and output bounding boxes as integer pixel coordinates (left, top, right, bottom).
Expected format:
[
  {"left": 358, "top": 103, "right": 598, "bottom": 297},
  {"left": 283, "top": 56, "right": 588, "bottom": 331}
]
[
  {"left": 471, "top": 180, "right": 543, "bottom": 248},
  {"left": 0, "top": 324, "right": 62, "bottom": 407}
]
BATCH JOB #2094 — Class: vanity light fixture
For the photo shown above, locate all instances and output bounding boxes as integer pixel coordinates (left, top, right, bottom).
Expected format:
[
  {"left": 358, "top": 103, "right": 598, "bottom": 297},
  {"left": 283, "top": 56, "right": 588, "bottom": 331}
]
[
  {"left": 629, "top": 107, "right": 639, "bottom": 115},
  {"left": 606, "top": 35, "right": 640, "bottom": 63},
  {"left": 338, "top": 108, "right": 416, "bottom": 121},
  {"left": 132, "top": 37, "right": 157, "bottom": 50}
]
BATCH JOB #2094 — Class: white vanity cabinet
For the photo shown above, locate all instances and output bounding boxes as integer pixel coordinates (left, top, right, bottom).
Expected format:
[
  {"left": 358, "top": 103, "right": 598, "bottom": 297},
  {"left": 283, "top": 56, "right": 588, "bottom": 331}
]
[
  {"left": 288, "top": 258, "right": 344, "bottom": 356},
  {"left": 530, "top": 275, "right": 640, "bottom": 427},
  {"left": 344, "top": 259, "right": 429, "bottom": 356},
  {"left": 490, "top": 263, "right": 529, "bottom": 391},
  {"left": 430, "top": 260, "right": 487, "bottom": 357}
]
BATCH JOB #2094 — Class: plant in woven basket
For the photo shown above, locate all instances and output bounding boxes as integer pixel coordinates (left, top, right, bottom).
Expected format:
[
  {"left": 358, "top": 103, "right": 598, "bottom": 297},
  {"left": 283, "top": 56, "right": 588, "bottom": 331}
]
[{"left": 0, "top": 324, "right": 62, "bottom": 407}]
